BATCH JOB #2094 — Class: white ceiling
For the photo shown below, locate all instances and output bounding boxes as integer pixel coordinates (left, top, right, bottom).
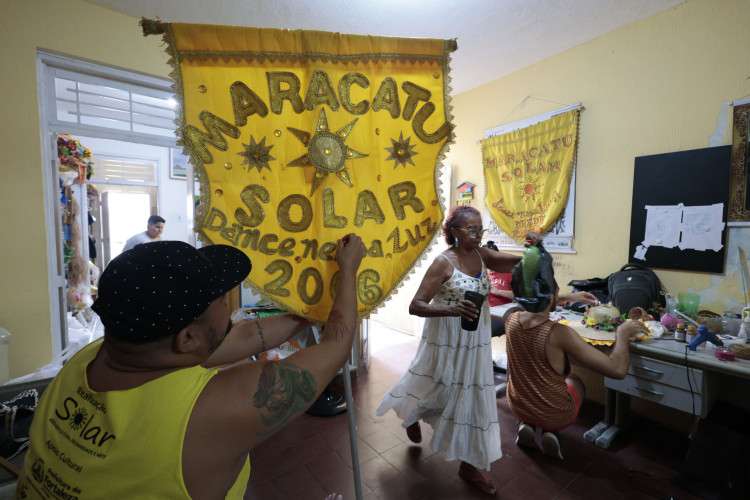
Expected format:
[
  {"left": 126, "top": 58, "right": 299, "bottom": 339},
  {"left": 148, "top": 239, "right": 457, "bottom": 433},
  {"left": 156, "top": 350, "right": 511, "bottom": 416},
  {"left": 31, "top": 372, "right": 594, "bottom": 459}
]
[{"left": 85, "top": 0, "right": 684, "bottom": 95}]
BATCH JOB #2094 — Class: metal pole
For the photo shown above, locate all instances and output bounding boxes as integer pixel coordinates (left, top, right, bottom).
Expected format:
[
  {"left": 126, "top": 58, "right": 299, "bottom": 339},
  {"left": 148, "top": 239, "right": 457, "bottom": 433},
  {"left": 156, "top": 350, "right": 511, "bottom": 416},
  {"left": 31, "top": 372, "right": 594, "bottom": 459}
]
[
  {"left": 184, "top": 150, "right": 196, "bottom": 248},
  {"left": 342, "top": 359, "right": 362, "bottom": 500}
]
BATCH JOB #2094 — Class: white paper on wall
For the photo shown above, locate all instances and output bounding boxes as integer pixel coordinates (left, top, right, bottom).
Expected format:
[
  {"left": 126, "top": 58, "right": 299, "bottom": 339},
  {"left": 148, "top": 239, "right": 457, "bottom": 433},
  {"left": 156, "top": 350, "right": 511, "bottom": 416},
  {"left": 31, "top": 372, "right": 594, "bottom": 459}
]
[
  {"left": 678, "top": 203, "right": 725, "bottom": 251},
  {"left": 639, "top": 203, "right": 725, "bottom": 254},
  {"left": 643, "top": 204, "right": 683, "bottom": 248},
  {"left": 634, "top": 244, "right": 648, "bottom": 260}
]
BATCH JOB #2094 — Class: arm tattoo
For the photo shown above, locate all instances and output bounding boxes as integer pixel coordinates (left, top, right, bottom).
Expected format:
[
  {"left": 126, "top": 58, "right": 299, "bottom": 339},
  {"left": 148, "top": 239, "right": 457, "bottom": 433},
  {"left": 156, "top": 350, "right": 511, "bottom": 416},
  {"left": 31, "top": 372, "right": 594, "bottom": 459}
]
[
  {"left": 253, "top": 361, "right": 317, "bottom": 436},
  {"left": 256, "top": 321, "right": 266, "bottom": 352},
  {"left": 325, "top": 310, "right": 347, "bottom": 340}
]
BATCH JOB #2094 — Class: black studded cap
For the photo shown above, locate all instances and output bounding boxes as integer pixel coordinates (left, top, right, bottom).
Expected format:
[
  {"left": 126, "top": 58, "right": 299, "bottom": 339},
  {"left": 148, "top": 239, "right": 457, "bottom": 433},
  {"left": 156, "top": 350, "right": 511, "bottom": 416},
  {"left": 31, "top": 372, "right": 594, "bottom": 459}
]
[{"left": 92, "top": 241, "right": 251, "bottom": 343}]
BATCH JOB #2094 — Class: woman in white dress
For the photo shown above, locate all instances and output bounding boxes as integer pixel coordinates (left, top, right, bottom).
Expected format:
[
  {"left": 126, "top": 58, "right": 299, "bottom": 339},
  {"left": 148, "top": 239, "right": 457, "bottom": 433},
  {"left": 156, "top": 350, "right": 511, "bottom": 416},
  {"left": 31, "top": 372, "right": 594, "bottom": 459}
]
[{"left": 376, "top": 205, "right": 523, "bottom": 495}]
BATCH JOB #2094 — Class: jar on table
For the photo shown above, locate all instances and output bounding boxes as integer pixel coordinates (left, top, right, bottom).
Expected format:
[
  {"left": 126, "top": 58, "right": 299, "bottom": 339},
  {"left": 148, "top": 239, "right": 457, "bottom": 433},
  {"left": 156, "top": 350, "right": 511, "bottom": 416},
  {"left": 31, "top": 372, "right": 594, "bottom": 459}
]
[
  {"left": 686, "top": 324, "right": 697, "bottom": 344},
  {"left": 674, "top": 323, "right": 687, "bottom": 342}
]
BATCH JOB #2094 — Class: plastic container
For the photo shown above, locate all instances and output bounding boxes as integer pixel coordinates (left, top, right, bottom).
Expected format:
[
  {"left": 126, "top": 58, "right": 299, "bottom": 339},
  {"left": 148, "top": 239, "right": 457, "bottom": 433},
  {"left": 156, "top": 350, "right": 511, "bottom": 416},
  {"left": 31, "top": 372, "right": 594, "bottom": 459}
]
[
  {"left": 721, "top": 313, "right": 741, "bottom": 336},
  {"left": 696, "top": 312, "right": 722, "bottom": 333},
  {"left": 674, "top": 323, "right": 687, "bottom": 342},
  {"left": 521, "top": 245, "right": 541, "bottom": 296},
  {"left": 0, "top": 326, "right": 10, "bottom": 385},
  {"left": 664, "top": 293, "right": 677, "bottom": 315},
  {"left": 742, "top": 307, "right": 750, "bottom": 344},
  {"left": 677, "top": 292, "right": 700, "bottom": 319}
]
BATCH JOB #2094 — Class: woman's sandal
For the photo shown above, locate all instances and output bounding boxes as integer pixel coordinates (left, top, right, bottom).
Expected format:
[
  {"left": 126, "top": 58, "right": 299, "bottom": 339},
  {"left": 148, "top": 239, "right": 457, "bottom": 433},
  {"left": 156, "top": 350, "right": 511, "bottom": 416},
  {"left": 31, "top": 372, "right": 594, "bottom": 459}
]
[
  {"left": 405, "top": 422, "right": 422, "bottom": 443},
  {"left": 458, "top": 467, "right": 497, "bottom": 495}
]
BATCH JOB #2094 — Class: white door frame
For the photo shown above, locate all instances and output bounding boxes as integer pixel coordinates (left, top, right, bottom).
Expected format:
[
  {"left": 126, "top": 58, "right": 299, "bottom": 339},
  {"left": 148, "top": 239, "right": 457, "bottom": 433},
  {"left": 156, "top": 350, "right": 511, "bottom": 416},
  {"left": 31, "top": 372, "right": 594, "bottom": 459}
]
[{"left": 36, "top": 50, "right": 176, "bottom": 354}]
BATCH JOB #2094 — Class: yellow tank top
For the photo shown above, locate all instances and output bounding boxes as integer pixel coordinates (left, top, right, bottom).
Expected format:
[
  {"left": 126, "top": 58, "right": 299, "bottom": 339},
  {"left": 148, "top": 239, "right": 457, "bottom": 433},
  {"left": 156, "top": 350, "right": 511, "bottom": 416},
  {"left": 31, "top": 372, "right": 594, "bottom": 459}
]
[{"left": 16, "top": 339, "right": 250, "bottom": 499}]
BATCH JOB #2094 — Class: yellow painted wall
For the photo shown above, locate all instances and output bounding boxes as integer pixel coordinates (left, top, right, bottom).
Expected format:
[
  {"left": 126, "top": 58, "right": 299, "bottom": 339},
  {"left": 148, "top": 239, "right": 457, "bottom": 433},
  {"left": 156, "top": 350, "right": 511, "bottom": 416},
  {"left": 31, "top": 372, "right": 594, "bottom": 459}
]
[
  {"left": 0, "top": 0, "right": 169, "bottom": 378},
  {"left": 446, "top": 0, "right": 750, "bottom": 317}
]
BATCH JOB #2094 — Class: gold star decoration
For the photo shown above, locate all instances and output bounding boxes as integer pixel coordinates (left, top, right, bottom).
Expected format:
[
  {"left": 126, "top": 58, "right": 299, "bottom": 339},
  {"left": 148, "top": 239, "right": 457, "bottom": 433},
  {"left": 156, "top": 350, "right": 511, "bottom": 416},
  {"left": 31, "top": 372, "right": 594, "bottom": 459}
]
[
  {"left": 238, "top": 136, "right": 276, "bottom": 173},
  {"left": 286, "top": 109, "right": 368, "bottom": 196},
  {"left": 385, "top": 132, "right": 418, "bottom": 168},
  {"left": 516, "top": 174, "right": 544, "bottom": 203}
]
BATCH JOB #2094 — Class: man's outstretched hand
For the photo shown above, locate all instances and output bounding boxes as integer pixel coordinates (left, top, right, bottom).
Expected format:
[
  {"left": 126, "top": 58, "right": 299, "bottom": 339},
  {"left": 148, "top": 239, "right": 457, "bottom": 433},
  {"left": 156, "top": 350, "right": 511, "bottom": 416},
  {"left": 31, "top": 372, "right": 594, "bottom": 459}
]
[
  {"left": 617, "top": 319, "right": 650, "bottom": 341},
  {"left": 336, "top": 233, "right": 365, "bottom": 274},
  {"left": 563, "top": 291, "right": 599, "bottom": 306}
]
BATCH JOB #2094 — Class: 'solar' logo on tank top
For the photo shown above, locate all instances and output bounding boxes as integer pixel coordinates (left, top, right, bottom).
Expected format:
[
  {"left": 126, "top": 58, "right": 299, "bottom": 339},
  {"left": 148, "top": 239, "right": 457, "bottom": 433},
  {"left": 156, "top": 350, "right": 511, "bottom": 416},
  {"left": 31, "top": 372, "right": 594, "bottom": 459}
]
[{"left": 53, "top": 390, "right": 116, "bottom": 448}]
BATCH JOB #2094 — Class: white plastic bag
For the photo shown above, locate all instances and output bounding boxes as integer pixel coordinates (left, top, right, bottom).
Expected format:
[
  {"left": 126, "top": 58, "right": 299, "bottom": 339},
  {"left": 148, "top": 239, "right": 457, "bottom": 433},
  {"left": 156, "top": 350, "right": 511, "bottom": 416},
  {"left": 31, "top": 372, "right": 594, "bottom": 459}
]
[
  {"left": 3, "top": 312, "right": 102, "bottom": 386},
  {"left": 645, "top": 320, "right": 666, "bottom": 339}
]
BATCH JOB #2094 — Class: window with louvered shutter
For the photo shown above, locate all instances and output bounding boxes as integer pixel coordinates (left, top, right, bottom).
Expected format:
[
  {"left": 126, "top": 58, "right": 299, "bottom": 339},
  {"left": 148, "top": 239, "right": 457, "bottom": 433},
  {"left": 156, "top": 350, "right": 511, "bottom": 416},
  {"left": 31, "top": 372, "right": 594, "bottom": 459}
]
[
  {"left": 88, "top": 156, "right": 158, "bottom": 186},
  {"left": 53, "top": 70, "right": 176, "bottom": 138}
]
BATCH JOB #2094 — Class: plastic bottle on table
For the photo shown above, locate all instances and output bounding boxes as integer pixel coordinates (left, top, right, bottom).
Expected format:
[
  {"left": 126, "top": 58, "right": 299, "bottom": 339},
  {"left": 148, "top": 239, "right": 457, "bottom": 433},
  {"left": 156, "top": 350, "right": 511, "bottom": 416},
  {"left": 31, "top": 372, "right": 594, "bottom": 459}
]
[{"left": 665, "top": 293, "right": 677, "bottom": 315}]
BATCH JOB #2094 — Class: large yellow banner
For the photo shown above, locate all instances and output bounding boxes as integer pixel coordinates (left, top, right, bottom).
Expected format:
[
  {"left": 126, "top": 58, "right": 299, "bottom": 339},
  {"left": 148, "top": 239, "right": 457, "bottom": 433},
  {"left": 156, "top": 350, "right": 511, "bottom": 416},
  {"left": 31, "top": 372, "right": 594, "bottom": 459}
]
[
  {"left": 481, "top": 110, "right": 579, "bottom": 243},
  {"left": 143, "top": 20, "right": 455, "bottom": 322}
]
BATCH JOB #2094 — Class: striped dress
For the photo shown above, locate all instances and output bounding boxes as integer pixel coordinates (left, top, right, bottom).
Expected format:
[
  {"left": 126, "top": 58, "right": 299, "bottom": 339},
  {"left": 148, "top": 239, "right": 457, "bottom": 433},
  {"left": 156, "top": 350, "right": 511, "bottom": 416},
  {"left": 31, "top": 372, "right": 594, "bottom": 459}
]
[
  {"left": 376, "top": 252, "right": 500, "bottom": 470},
  {"left": 505, "top": 312, "right": 577, "bottom": 430}
]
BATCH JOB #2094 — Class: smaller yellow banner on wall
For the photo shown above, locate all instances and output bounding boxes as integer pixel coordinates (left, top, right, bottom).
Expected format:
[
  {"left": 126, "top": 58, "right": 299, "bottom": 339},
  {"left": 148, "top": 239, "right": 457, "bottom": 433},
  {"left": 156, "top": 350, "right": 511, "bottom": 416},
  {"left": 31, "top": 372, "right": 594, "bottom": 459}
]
[{"left": 482, "top": 110, "right": 579, "bottom": 242}]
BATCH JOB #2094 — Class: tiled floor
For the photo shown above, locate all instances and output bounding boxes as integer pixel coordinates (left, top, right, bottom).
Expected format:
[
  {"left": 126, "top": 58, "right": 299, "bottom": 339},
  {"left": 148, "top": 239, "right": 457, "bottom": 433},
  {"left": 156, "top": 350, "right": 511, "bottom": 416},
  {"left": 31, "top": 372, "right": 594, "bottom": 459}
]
[{"left": 245, "top": 322, "right": 703, "bottom": 500}]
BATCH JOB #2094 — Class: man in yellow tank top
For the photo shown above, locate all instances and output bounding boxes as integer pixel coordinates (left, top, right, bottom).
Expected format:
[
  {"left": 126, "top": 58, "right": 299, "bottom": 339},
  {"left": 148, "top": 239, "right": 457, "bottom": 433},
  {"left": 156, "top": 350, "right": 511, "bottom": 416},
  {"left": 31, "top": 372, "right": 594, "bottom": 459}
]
[{"left": 16, "top": 235, "right": 365, "bottom": 499}]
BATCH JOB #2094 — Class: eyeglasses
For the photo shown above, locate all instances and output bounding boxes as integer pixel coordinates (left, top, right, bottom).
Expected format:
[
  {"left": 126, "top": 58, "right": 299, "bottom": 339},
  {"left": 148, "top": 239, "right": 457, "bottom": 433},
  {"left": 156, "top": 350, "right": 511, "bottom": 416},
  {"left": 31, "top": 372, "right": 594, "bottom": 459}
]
[{"left": 456, "top": 227, "right": 489, "bottom": 238}]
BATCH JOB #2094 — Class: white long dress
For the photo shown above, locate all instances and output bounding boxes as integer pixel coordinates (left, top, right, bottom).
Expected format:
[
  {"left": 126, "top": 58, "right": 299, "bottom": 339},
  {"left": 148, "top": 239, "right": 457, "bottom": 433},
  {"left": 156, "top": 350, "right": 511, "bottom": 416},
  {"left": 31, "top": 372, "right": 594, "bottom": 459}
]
[{"left": 375, "top": 252, "right": 501, "bottom": 470}]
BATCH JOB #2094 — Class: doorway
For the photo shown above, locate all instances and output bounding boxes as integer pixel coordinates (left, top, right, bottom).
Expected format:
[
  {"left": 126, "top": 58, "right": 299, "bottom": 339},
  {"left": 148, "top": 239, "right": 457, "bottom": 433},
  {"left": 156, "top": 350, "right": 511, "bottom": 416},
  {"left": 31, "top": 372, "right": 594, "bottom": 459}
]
[
  {"left": 105, "top": 191, "right": 151, "bottom": 260},
  {"left": 38, "top": 50, "right": 178, "bottom": 352},
  {"left": 89, "top": 185, "right": 158, "bottom": 269}
]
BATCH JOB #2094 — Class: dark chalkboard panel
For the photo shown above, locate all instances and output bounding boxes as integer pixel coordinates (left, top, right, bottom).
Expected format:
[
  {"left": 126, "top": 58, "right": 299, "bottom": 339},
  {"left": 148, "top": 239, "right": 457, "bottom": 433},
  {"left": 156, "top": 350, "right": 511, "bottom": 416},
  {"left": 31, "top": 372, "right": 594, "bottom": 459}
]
[{"left": 629, "top": 145, "right": 732, "bottom": 273}]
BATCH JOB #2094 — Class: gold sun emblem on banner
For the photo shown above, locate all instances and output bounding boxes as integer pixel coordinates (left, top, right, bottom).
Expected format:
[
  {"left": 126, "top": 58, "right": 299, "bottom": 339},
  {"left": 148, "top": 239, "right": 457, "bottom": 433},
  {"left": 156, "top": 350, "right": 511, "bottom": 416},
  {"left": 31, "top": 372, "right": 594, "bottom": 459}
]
[
  {"left": 286, "top": 109, "right": 369, "bottom": 196},
  {"left": 238, "top": 136, "right": 276, "bottom": 173},
  {"left": 385, "top": 132, "right": 419, "bottom": 168},
  {"left": 516, "top": 174, "right": 544, "bottom": 202}
]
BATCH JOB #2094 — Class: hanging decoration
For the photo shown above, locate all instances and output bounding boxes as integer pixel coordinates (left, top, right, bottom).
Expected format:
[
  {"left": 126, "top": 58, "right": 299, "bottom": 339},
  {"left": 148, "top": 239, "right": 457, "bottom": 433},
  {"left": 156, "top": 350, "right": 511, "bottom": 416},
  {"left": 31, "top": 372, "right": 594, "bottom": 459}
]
[
  {"left": 58, "top": 133, "right": 95, "bottom": 314},
  {"left": 66, "top": 197, "right": 87, "bottom": 288},
  {"left": 456, "top": 182, "right": 475, "bottom": 203},
  {"left": 481, "top": 110, "right": 579, "bottom": 243},
  {"left": 142, "top": 20, "right": 456, "bottom": 323},
  {"left": 57, "top": 134, "right": 93, "bottom": 185}
]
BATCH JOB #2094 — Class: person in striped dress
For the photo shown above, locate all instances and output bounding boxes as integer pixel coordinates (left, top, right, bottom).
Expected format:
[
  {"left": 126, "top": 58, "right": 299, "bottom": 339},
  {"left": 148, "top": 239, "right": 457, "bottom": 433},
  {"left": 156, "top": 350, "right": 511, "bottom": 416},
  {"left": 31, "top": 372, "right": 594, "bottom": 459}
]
[{"left": 504, "top": 252, "right": 649, "bottom": 460}]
